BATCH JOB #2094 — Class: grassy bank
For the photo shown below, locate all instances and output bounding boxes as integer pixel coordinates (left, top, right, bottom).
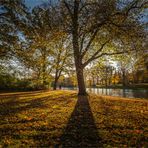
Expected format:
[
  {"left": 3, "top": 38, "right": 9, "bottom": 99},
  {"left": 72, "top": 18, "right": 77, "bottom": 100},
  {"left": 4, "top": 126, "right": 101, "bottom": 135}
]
[{"left": 0, "top": 90, "right": 147, "bottom": 147}]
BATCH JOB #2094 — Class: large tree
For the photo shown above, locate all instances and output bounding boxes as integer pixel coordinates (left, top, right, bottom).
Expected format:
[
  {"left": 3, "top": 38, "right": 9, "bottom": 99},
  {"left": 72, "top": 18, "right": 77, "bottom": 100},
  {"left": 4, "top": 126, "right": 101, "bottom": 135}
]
[
  {"left": 60, "top": 0, "right": 147, "bottom": 95},
  {"left": 0, "top": 0, "right": 147, "bottom": 94},
  {"left": 1, "top": 2, "right": 72, "bottom": 89}
]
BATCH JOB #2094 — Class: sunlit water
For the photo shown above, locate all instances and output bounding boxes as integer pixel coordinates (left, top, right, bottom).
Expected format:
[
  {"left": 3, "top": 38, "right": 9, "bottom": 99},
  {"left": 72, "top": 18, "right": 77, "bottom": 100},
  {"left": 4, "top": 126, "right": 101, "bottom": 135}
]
[{"left": 62, "top": 87, "right": 148, "bottom": 99}]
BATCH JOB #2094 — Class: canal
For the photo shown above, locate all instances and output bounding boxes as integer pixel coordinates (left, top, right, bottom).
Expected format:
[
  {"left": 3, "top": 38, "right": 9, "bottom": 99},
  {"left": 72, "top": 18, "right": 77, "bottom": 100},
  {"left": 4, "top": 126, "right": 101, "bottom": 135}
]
[{"left": 62, "top": 87, "right": 148, "bottom": 99}]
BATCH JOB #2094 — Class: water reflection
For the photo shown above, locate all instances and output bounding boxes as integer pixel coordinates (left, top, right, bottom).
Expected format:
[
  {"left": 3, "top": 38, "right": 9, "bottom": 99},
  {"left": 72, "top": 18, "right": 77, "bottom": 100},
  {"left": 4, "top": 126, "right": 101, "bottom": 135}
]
[
  {"left": 87, "top": 88, "right": 148, "bottom": 99},
  {"left": 62, "top": 87, "right": 148, "bottom": 99}
]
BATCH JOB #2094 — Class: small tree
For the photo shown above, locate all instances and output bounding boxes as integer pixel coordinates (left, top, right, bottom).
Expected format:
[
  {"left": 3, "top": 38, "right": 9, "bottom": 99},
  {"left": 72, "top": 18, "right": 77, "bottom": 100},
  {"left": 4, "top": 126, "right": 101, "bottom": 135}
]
[{"left": 50, "top": 37, "right": 72, "bottom": 90}]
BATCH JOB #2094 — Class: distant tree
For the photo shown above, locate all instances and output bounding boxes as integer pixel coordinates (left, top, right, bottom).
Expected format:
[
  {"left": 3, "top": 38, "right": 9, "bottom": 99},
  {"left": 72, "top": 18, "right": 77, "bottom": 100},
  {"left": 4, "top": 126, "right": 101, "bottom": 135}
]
[
  {"left": 113, "top": 45, "right": 148, "bottom": 86},
  {"left": 132, "top": 48, "right": 148, "bottom": 83},
  {"left": 50, "top": 37, "right": 72, "bottom": 90},
  {"left": 88, "top": 59, "right": 114, "bottom": 87},
  {"left": 116, "top": 54, "right": 131, "bottom": 86},
  {"left": 0, "top": 3, "right": 72, "bottom": 89}
]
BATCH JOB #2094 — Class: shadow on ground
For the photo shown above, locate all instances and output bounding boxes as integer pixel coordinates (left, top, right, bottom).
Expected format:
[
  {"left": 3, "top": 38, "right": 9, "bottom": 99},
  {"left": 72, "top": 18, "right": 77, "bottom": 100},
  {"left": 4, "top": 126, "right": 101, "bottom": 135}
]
[
  {"left": 0, "top": 91, "right": 78, "bottom": 147},
  {"left": 0, "top": 91, "right": 102, "bottom": 147},
  {"left": 60, "top": 95, "right": 102, "bottom": 147}
]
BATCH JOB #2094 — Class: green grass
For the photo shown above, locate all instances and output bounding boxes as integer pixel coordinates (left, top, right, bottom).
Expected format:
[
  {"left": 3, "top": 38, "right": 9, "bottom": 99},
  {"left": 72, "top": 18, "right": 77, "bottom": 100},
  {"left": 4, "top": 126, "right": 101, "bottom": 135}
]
[{"left": 0, "top": 90, "right": 148, "bottom": 147}]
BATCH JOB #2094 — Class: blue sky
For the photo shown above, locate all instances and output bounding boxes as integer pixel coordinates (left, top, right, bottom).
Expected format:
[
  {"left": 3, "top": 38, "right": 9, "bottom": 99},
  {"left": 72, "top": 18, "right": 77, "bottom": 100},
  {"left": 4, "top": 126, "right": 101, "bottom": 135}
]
[
  {"left": 24, "top": 0, "right": 148, "bottom": 23},
  {"left": 25, "top": 0, "right": 47, "bottom": 8}
]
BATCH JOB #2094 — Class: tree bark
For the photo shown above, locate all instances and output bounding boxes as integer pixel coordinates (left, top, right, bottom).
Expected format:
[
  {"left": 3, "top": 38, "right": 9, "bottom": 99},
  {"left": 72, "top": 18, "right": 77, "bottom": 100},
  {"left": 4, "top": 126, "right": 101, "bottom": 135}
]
[
  {"left": 42, "top": 63, "right": 46, "bottom": 87},
  {"left": 53, "top": 71, "right": 58, "bottom": 90},
  {"left": 73, "top": 30, "right": 87, "bottom": 95},
  {"left": 53, "top": 77, "right": 58, "bottom": 90},
  {"left": 75, "top": 65, "right": 87, "bottom": 95},
  {"left": 71, "top": 0, "right": 87, "bottom": 95},
  {"left": 122, "top": 70, "right": 126, "bottom": 87},
  {"left": 53, "top": 69, "right": 62, "bottom": 90},
  {"left": 41, "top": 48, "right": 47, "bottom": 88}
]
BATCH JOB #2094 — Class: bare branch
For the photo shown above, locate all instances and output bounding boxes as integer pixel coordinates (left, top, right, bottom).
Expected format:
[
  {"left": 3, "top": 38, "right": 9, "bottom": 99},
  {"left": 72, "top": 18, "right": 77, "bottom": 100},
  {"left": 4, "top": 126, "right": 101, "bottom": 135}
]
[
  {"left": 79, "top": 33, "right": 86, "bottom": 53},
  {"left": 80, "top": 19, "right": 108, "bottom": 58},
  {"left": 88, "top": 46, "right": 142, "bottom": 63},
  {"left": 79, "top": 2, "right": 97, "bottom": 13},
  {"left": 82, "top": 40, "right": 109, "bottom": 67},
  {"left": 63, "top": 0, "right": 73, "bottom": 19},
  {"left": 81, "top": 29, "right": 98, "bottom": 57}
]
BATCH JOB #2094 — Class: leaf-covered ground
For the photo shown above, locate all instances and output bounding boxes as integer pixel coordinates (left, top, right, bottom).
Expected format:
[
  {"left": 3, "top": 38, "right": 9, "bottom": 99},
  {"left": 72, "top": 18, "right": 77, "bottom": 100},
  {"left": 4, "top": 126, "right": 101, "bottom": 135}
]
[
  {"left": 0, "top": 90, "right": 147, "bottom": 147},
  {"left": 90, "top": 95, "right": 148, "bottom": 147}
]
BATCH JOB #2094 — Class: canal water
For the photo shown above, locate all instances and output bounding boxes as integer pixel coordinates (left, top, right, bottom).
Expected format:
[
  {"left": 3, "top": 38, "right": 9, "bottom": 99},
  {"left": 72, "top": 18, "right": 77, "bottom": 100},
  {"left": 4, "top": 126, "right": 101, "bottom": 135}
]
[{"left": 62, "top": 87, "right": 148, "bottom": 99}]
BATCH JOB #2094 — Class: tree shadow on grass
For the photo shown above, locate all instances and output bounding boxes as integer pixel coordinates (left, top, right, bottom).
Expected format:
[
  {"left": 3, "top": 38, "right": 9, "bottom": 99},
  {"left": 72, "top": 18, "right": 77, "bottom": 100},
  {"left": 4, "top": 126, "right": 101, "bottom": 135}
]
[
  {"left": 0, "top": 92, "right": 77, "bottom": 147},
  {"left": 0, "top": 93, "right": 76, "bottom": 116},
  {"left": 60, "top": 95, "right": 102, "bottom": 148},
  {"left": 0, "top": 90, "right": 49, "bottom": 98}
]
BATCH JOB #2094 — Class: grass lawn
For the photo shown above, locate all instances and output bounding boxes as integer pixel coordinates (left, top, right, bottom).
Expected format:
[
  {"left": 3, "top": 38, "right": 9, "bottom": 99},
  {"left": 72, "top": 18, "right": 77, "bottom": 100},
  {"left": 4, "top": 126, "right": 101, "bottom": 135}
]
[{"left": 0, "top": 90, "right": 147, "bottom": 147}]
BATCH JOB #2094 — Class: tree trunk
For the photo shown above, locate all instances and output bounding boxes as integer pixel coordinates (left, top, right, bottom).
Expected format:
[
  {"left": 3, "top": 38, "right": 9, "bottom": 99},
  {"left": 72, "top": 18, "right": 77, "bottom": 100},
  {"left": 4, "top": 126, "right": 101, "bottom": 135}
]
[
  {"left": 105, "top": 67, "right": 108, "bottom": 87},
  {"left": 96, "top": 76, "right": 99, "bottom": 85},
  {"left": 42, "top": 63, "right": 46, "bottom": 87},
  {"left": 42, "top": 48, "right": 47, "bottom": 87},
  {"left": 122, "top": 70, "right": 126, "bottom": 87},
  {"left": 53, "top": 77, "right": 58, "bottom": 90},
  {"left": 72, "top": 0, "right": 87, "bottom": 95},
  {"left": 53, "top": 71, "right": 58, "bottom": 90},
  {"left": 92, "top": 76, "right": 95, "bottom": 86},
  {"left": 73, "top": 34, "right": 87, "bottom": 95},
  {"left": 75, "top": 65, "right": 87, "bottom": 95}
]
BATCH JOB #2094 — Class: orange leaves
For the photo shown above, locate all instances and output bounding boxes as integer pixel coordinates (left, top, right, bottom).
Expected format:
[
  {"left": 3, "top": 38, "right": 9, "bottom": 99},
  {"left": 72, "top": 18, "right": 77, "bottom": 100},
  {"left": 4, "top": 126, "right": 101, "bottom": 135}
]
[
  {"left": 2, "top": 136, "right": 13, "bottom": 146},
  {"left": 134, "top": 130, "right": 143, "bottom": 134},
  {"left": 25, "top": 117, "right": 32, "bottom": 121},
  {"left": 89, "top": 94, "right": 148, "bottom": 147},
  {"left": 0, "top": 90, "right": 77, "bottom": 147},
  {"left": 0, "top": 90, "right": 147, "bottom": 147}
]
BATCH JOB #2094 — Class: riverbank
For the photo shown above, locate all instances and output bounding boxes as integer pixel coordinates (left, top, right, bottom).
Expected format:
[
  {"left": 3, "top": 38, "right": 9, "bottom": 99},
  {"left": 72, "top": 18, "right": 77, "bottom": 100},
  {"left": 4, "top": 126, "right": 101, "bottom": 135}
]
[{"left": 0, "top": 90, "right": 147, "bottom": 147}]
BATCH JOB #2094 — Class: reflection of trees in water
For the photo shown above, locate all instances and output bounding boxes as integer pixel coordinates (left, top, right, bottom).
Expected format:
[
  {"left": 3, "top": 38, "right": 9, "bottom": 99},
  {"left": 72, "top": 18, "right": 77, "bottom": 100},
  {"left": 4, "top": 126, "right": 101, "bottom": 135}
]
[
  {"left": 132, "top": 89, "right": 148, "bottom": 98},
  {"left": 63, "top": 87, "right": 148, "bottom": 98},
  {"left": 122, "top": 88, "right": 126, "bottom": 98}
]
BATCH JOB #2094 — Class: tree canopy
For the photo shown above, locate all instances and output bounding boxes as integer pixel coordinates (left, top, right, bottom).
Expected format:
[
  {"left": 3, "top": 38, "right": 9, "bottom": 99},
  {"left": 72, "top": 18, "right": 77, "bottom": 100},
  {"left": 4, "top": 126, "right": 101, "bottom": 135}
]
[{"left": 0, "top": 0, "right": 147, "bottom": 94}]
